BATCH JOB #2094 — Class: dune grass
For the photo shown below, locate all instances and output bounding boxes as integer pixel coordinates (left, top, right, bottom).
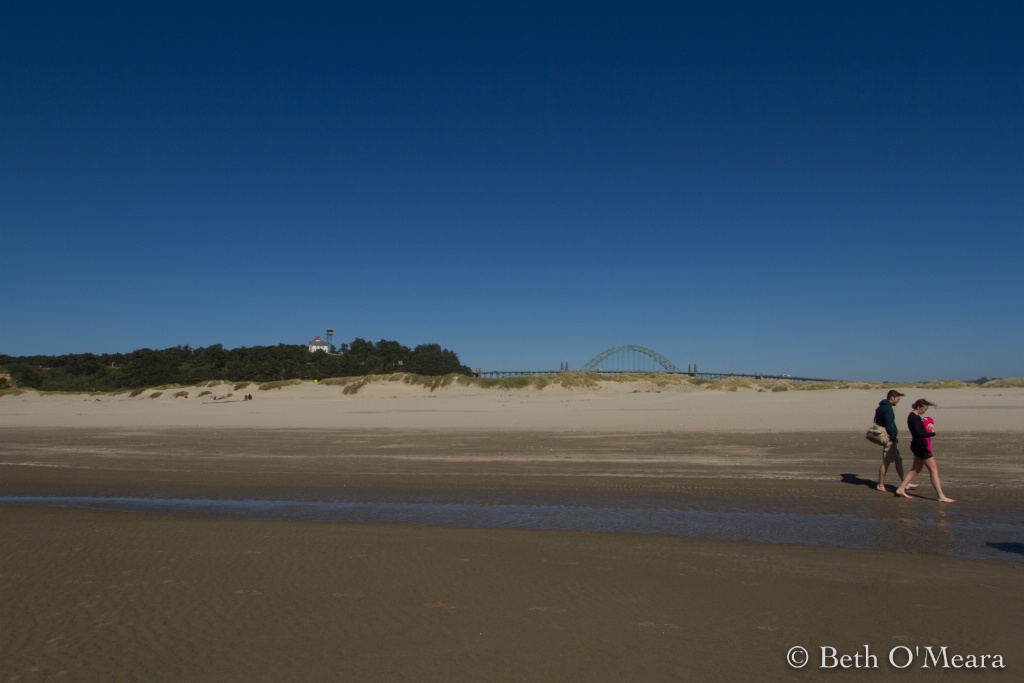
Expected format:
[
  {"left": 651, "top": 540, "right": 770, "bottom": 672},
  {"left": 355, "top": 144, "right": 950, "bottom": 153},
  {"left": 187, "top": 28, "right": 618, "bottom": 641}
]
[
  {"left": 258, "top": 379, "right": 302, "bottom": 391},
  {"left": 341, "top": 379, "right": 370, "bottom": 395},
  {"left": 312, "top": 372, "right": 1024, "bottom": 395},
  {"left": 461, "top": 375, "right": 538, "bottom": 390},
  {"left": 6, "top": 374, "right": 1019, "bottom": 397},
  {"left": 319, "top": 377, "right": 358, "bottom": 386},
  {"left": 704, "top": 377, "right": 754, "bottom": 391},
  {"left": 404, "top": 374, "right": 460, "bottom": 391},
  {"left": 984, "top": 377, "right": 1024, "bottom": 388},
  {"left": 454, "top": 372, "right": 604, "bottom": 391},
  {"left": 920, "top": 380, "right": 973, "bottom": 389}
]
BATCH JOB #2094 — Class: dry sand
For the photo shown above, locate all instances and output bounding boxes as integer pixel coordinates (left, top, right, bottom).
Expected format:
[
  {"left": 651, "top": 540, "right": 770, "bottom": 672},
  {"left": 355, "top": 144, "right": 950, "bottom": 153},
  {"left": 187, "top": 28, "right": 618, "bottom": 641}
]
[
  {"left": 2, "top": 381, "right": 1023, "bottom": 681},
  {"left": 4, "top": 379, "right": 1023, "bottom": 432}
]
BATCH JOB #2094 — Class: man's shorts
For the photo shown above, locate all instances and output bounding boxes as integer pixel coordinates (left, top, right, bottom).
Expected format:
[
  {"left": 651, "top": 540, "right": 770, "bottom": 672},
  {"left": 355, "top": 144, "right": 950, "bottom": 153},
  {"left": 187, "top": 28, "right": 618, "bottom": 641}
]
[{"left": 882, "top": 441, "right": 902, "bottom": 464}]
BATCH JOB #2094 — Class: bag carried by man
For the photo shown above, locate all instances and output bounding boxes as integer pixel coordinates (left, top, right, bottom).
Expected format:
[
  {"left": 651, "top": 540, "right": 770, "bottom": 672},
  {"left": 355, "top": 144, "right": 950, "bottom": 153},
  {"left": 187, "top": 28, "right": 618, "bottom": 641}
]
[{"left": 865, "top": 423, "right": 890, "bottom": 446}]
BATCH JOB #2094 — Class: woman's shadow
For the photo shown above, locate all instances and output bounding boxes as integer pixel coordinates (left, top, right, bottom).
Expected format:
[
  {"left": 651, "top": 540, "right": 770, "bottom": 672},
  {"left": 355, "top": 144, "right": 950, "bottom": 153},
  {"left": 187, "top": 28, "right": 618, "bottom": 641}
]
[{"left": 840, "top": 473, "right": 881, "bottom": 490}]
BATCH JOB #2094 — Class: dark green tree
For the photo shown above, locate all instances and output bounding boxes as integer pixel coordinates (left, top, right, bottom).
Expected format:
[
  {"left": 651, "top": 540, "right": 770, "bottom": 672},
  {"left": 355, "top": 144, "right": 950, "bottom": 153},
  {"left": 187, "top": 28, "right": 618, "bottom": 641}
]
[{"left": 1, "top": 337, "right": 472, "bottom": 390}]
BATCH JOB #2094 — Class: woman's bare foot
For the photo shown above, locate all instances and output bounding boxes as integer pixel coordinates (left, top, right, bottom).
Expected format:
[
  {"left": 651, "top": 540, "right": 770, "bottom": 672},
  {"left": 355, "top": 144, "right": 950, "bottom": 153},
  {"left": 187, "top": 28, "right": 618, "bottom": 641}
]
[
  {"left": 906, "top": 484, "right": 919, "bottom": 490},
  {"left": 938, "top": 497, "right": 956, "bottom": 503},
  {"left": 876, "top": 485, "right": 888, "bottom": 492},
  {"left": 894, "top": 489, "right": 913, "bottom": 499}
]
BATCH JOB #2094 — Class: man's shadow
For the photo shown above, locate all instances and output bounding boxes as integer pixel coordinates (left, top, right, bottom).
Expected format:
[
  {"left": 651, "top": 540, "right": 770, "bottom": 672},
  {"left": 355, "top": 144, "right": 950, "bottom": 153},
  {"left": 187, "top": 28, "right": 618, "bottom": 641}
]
[
  {"left": 840, "top": 473, "right": 880, "bottom": 490},
  {"left": 987, "top": 542, "right": 1024, "bottom": 556}
]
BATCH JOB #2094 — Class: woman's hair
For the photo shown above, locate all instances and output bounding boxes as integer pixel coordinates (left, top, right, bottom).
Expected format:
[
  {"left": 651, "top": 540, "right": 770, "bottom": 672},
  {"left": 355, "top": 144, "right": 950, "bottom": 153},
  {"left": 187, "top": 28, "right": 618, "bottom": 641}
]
[{"left": 912, "top": 399, "right": 937, "bottom": 409}]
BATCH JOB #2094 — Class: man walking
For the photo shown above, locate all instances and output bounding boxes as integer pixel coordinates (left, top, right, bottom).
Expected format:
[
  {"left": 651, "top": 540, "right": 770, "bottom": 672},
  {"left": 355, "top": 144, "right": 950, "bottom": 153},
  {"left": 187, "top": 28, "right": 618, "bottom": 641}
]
[{"left": 875, "top": 389, "right": 913, "bottom": 492}]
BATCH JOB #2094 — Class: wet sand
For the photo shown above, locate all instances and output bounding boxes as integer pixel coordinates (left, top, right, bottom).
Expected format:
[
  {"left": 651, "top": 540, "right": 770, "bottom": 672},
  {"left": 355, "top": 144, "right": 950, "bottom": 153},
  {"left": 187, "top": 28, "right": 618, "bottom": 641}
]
[
  {"left": 3, "top": 505, "right": 1020, "bottom": 683},
  {"left": 2, "top": 386, "right": 1023, "bottom": 680}
]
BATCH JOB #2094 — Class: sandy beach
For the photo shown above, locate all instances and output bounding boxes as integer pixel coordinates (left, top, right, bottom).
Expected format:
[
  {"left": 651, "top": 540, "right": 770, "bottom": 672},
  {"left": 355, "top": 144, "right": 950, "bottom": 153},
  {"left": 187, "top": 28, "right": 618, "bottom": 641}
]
[{"left": 2, "top": 380, "right": 1023, "bottom": 681}]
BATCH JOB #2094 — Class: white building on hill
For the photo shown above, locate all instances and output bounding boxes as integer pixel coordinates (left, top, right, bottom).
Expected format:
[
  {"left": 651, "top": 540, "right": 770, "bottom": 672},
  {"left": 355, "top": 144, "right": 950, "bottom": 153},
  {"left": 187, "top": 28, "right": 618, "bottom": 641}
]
[{"left": 308, "top": 335, "right": 329, "bottom": 353}]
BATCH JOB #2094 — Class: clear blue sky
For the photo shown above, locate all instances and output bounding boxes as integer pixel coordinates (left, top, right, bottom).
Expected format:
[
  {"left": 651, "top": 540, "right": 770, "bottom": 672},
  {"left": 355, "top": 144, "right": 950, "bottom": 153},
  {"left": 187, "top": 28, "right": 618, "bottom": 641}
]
[{"left": 2, "top": 2, "right": 1021, "bottom": 381}]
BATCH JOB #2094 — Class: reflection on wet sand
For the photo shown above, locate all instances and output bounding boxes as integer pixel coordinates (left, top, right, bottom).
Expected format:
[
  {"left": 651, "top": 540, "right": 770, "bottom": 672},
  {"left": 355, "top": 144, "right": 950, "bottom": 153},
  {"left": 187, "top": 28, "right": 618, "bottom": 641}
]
[
  {"left": 880, "top": 507, "right": 955, "bottom": 557},
  {"left": 4, "top": 492, "right": 1021, "bottom": 565}
]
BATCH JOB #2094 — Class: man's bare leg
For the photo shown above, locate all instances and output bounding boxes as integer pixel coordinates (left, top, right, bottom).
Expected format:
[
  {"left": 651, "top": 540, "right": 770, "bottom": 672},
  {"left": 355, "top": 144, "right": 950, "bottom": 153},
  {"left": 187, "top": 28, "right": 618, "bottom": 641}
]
[{"left": 894, "top": 461, "right": 918, "bottom": 489}]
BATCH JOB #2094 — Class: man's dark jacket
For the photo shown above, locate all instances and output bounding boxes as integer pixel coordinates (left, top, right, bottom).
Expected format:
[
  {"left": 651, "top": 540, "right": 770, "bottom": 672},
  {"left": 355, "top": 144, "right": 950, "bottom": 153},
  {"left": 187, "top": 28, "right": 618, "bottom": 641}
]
[{"left": 874, "top": 399, "right": 898, "bottom": 443}]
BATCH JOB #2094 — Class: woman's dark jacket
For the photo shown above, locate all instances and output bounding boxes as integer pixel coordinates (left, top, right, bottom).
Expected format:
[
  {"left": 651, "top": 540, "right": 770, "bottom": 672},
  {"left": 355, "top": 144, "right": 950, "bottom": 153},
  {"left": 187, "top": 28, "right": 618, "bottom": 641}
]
[{"left": 907, "top": 412, "right": 935, "bottom": 456}]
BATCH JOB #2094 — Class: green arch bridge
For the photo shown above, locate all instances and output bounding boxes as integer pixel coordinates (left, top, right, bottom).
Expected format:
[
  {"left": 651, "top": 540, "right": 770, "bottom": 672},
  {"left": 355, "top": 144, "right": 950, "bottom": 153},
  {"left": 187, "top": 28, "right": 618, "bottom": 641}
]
[{"left": 477, "top": 345, "right": 840, "bottom": 382}]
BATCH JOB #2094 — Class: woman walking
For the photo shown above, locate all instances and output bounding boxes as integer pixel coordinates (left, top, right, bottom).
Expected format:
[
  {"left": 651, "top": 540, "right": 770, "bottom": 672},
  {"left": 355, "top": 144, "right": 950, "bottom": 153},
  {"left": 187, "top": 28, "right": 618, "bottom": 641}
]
[{"left": 895, "top": 399, "right": 956, "bottom": 503}]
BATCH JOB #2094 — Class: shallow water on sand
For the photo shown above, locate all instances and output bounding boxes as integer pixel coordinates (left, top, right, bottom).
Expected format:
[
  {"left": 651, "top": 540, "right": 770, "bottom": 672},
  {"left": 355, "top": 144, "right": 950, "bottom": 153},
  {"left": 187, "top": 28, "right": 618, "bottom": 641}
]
[{"left": 3, "top": 492, "right": 1022, "bottom": 565}]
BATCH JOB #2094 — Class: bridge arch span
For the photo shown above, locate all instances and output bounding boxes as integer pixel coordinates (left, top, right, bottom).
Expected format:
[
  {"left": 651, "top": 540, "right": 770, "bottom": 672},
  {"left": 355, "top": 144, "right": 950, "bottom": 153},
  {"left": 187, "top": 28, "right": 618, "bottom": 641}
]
[{"left": 581, "top": 345, "right": 683, "bottom": 373}]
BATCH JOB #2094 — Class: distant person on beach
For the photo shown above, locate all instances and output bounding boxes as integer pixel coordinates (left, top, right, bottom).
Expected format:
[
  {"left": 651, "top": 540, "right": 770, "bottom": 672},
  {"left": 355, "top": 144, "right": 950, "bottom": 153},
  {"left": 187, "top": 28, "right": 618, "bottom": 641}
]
[
  {"left": 895, "top": 400, "right": 956, "bottom": 503},
  {"left": 875, "top": 390, "right": 913, "bottom": 492}
]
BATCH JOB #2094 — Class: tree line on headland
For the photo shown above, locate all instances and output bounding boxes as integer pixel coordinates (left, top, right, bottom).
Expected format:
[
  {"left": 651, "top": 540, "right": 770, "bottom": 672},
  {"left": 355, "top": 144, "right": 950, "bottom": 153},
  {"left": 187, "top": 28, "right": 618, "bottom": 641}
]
[{"left": 0, "top": 339, "right": 473, "bottom": 392}]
